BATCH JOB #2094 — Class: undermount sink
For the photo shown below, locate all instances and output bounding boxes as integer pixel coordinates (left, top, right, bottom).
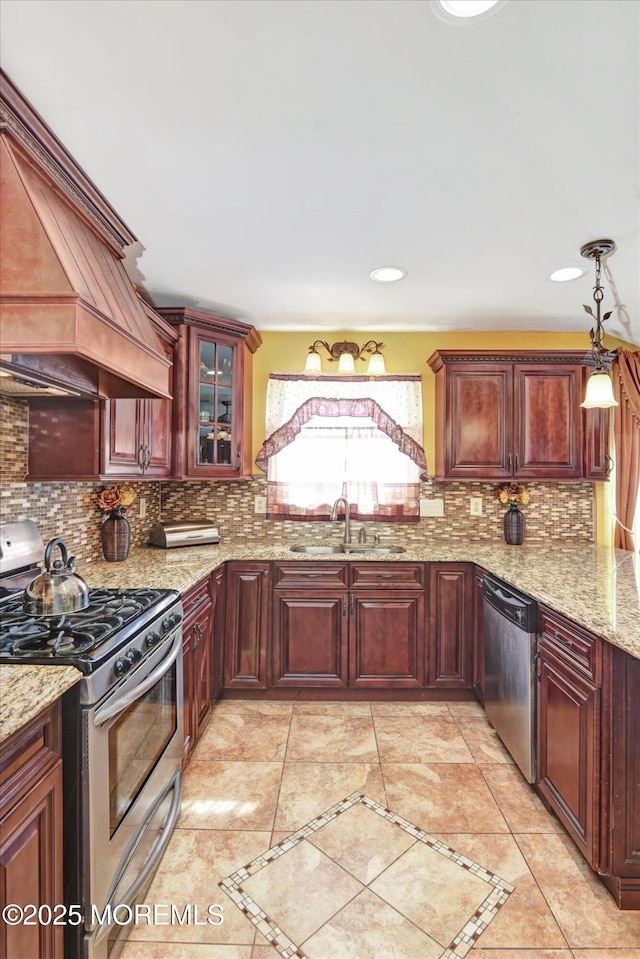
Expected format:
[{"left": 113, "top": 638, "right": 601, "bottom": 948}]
[
  {"left": 344, "top": 545, "right": 406, "bottom": 554},
  {"left": 290, "top": 544, "right": 345, "bottom": 553},
  {"left": 290, "top": 544, "right": 405, "bottom": 554}
]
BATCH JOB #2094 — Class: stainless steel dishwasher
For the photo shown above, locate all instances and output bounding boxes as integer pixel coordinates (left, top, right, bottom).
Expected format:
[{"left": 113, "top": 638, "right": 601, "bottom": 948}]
[{"left": 482, "top": 573, "right": 539, "bottom": 783}]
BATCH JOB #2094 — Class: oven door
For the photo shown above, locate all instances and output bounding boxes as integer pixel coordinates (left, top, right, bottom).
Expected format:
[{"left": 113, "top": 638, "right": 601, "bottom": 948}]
[{"left": 82, "top": 628, "right": 183, "bottom": 953}]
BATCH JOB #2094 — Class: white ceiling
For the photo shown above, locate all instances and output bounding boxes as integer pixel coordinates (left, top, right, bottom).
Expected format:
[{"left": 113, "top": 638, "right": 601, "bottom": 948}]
[{"left": 1, "top": 0, "right": 638, "bottom": 343}]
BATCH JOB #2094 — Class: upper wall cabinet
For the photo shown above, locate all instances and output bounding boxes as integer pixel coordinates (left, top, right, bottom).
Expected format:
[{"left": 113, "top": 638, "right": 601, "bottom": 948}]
[
  {"left": 157, "top": 308, "right": 261, "bottom": 480},
  {"left": 427, "top": 351, "right": 610, "bottom": 482}
]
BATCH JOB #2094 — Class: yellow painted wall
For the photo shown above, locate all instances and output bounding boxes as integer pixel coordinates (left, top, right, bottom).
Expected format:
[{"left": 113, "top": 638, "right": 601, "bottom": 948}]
[{"left": 251, "top": 330, "right": 632, "bottom": 544}]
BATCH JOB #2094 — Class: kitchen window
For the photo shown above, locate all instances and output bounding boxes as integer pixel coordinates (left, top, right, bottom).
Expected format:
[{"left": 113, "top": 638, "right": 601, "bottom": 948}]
[{"left": 256, "top": 374, "right": 428, "bottom": 520}]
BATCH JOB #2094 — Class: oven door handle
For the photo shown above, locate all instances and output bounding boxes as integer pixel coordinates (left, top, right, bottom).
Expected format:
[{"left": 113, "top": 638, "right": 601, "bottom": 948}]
[
  {"left": 93, "top": 770, "right": 182, "bottom": 945},
  {"left": 93, "top": 630, "right": 182, "bottom": 727}
]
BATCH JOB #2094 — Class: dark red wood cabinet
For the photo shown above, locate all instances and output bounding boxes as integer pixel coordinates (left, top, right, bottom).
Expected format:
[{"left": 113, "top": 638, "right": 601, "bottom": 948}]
[
  {"left": 427, "top": 564, "right": 473, "bottom": 688},
  {"left": 599, "top": 644, "right": 640, "bottom": 909},
  {"left": 224, "top": 563, "right": 271, "bottom": 688},
  {"left": 182, "top": 576, "right": 216, "bottom": 762},
  {"left": 157, "top": 308, "right": 261, "bottom": 481},
  {"left": 427, "top": 350, "right": 610, "bottom": 481},
  {"left": 270, "top": 562, "right": 425, "bottom": 689},
  {"left": 537, "top": 607, "right": 601, "bottom": 868},
  {"left": 0, "top": 702, "right": 64, "bottom": 959},
  {"left": 272, "top": 562, "right": 349, "bottom": 686}
]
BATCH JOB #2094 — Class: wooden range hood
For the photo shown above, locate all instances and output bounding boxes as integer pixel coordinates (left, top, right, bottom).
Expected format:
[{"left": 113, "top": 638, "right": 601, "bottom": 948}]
[{"left": 0, "top": 71, "right": 171, "bottom": 399}]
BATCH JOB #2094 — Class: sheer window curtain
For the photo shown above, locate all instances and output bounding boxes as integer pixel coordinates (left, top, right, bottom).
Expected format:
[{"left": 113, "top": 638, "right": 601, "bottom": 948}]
[
  {"left": 612, "top": 350, "right": 640, "bottom": 551},
  {"left": 255, "top": 375, "right": 428, "bottom": 521}
]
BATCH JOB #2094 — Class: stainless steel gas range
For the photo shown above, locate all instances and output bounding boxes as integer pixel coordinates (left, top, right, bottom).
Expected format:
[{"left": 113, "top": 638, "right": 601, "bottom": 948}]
[{"left": 0, "top": 522, "right": 184, "bottom": 959}]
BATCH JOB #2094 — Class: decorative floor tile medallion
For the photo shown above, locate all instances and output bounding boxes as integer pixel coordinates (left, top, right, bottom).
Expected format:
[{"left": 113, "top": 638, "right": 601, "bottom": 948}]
[{"left": 219, "top": 791, "right": 515, "bottom": 959}]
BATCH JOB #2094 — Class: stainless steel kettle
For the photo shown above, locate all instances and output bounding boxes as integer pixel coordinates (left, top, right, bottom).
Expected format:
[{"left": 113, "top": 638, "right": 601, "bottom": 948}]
[{"left": 23, "top": 538, "right": 90, "bottom": 616}]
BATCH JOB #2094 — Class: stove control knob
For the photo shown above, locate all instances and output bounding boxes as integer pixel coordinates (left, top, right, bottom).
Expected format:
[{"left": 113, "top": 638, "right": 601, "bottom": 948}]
[
  {"left": 145, "top": 630, "right": 161, "bottom": 649},
  {"left": 126, "top": 648, "right": 142, "bottom": 665},
  {"left": 170, "top": 612, "right": 182, "bottom": 628},
  {"left": 114, "top": 657, "right": 131, "bottom": 677}
]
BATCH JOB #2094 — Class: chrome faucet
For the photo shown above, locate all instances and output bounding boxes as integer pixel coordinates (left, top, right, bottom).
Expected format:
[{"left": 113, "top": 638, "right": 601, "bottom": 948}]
[{"left": 330, "top": 497, "right": 352, "bottom": 545}]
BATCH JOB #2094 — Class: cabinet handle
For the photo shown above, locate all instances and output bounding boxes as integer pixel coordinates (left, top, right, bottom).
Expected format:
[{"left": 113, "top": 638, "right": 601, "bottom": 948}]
[
  {"left": 342, "top": 596, "right": 347, "bottom": 616},
  {"left": 514, "top": 452, "right": 519, "bottom": 471},
  {"left": 553, "top": 629, "right": 573, "bottom": 649},
  {"left": 138, "top": 443, "right": 146, "bottom": 469},
  {"left": 350, "top": 594, "right": 355, "bottom": 615},
  {"left": 508, "top": 452, "right": 513, "bottom": 471},
  {"left": 143, "top": 445, "right": 151, "bottom": 470},
  {"left": 193, "top": 623, "right": 202, "bottom": 650},
  {"left": 237, "top": 452, "right": 241, "bottom": 469},
  {"left": 377, "top": 573, "right": 397, "bottom": 579},
  {"left": 302, "top": 572, "right": 325, "bottom": 578},
  {"left": 605, "top": 452, "right": 613, "bottom": 476}
]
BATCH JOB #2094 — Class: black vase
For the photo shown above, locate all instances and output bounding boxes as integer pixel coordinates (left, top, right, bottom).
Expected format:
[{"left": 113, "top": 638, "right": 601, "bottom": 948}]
[
  {"left": 101, "top": 510, "right": 131, "bottom": 562},
  {"left": 503, "top": 504, "right": 526, "bottom": 545}
]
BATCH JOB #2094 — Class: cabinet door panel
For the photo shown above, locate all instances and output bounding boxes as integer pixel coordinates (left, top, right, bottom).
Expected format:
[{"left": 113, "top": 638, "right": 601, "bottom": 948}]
[
  {"left": 211, "top": 566, "right": 226, "bottom": 702},
  {"left": 350, "top": 593, "right": 425, "bottom": 687},
  {"left": 428, "top": 565, "right": 472, "bottom": 687},
  {"left": 273, "top": 593, "right": 348, "bottom": 686},
  {"left": 144, "top": 397, "right": 173, "bottom": 477},
  {"left": 225, "top": 564, "right": 270, "bottom": 688},
  {"left": 584, "top": 407, "right": 612, "bottom": 480},
  {"left": 192, "top": 601, "right": 214, "bottom": 738},
  {"left": 514, "top": 366, "right": 582, "bottom": 477},
  {"left": 538, "top": 645, "right": 600, "bottom": 866},
  {"left": 0, "top": 763, "right": 64, "bottom": 959},
  {"left": 444, "top": 366, "right": 512, "bottom": 478},
  {"left": 103, "top": 397, "right": 143, "bottom": 474}
]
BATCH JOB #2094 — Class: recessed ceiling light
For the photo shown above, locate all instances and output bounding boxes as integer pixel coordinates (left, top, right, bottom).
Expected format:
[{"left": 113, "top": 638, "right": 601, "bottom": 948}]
[
  {"left": 549, "top": 266, "right": 587, "bottom": 282},
  {"left": 370, "top": 266, "right": 407, "bottom": 283},
  {"left": 429, "top": 0, "right": 509, "bottom": 24}
]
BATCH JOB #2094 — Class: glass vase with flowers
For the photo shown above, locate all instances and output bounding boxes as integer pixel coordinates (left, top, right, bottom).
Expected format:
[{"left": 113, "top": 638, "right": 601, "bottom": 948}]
[
  {"left": 496, "top": 482, "right": 531, "bottom": 545},
  {"left": 98, "top": 486, "right": 137, "bottom": 562}
]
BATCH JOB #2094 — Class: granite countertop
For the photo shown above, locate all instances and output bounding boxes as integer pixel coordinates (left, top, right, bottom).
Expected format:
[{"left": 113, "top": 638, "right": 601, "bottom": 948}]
[
  {"left": 2, "top": 539, "right": 638, "bottom": 742},
  {"left": 0, "top": 664, "right": 81, "bottom": 744},
  {"left": 80, "top": 540, "right": 640, "bottom": 661}
]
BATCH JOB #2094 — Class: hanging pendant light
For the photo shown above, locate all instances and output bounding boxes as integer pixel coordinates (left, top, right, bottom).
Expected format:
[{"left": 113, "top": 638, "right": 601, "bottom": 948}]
[{"left": 579, "top": 239, "right": 619, "bottom": 409}]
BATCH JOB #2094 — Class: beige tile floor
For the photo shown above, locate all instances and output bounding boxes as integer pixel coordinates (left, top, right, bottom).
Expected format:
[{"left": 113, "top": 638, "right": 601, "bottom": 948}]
[{"left": 122, "top": 699, "right": 640, "bottom": 959}]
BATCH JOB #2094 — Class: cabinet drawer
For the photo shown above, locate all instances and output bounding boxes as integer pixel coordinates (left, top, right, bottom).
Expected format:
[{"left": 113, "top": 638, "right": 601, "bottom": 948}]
[
  {"left": 273, "top": 563, "right": 348, "bottom": 589},
  {"left": 539, "top": 607, "right": 601, "bottom": 685},
  {"left": 350, "top": 563, "right": 424, "bottom": 590},
  {"left": 182, "top": 577, "right": 213, "bottom": 618}
]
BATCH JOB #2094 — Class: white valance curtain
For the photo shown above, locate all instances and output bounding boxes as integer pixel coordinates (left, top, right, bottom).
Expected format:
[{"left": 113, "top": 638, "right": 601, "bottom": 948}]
[{"left": 256, "top": 374, "right": 428, "bottom": 520}]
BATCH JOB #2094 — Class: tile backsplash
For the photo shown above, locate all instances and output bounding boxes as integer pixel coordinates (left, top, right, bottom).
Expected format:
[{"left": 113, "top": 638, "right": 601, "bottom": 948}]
[{"left": 1, "top": 395, "right": 595, "bottom": 566}]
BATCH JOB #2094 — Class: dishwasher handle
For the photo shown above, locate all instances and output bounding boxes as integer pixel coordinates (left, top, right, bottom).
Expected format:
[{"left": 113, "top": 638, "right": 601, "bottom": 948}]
[{"left": 482, "top": 574, "right": 538, "bottom": 632}]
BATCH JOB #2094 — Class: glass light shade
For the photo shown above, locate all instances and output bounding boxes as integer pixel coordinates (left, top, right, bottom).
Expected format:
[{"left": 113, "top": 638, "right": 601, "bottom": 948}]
[
  {"left": 304, "top": 350, "right": 322, "bottom": 372},
  {"left": 581, "top": 370, "right": 619, "bottom": 409},
  {"left": 367, "top": 351, "right": 386, "bottom": 374},
  {"left": 337, "top": 352, "right": 356, "bottom": 373}
]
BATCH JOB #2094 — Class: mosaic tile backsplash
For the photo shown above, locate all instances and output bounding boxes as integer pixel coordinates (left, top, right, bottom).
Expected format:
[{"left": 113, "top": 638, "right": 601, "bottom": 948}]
[{"left": 1, "top": 396, "right": 594, "bottom": 565}]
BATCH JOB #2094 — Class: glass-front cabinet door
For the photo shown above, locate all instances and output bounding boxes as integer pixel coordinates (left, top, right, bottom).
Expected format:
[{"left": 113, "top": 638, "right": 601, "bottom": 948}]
[
  {"left": 156, "top": 306, "right": 261, "bottom": 480},
  {"left": 196, "top": 338, "right": 235, "bottom": 469},
  {"left": 188, "top": 331, "right": 240, "bottom": 474}
]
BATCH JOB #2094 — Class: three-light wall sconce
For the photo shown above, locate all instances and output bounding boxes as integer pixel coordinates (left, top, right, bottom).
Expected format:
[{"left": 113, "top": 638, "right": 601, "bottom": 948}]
[{"left": 303, "top": 340, "right": 386, "bottom": 374}]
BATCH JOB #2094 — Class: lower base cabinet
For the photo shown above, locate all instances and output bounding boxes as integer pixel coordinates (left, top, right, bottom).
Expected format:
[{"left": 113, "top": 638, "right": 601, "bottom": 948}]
[
  {"left": 271, "top": 562, "right": 425, "bottom": 689},
  {"left": 600, "top": 644, "right": 640, "bottom": 909},
  {"left": 224, "top": 563, "right": 270, "bottom": 688},
  {"left": 427, "top": 564, "right": 473, "bottom": 687},
  {"left": 537, "top": 608, "right": 601, "bottom": 867},
  {"left": 182, "top": 576, "right": 215, "bottom": 762},
  {"left": 0, "top": 702, "right": 64, "bottom": 959}
]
